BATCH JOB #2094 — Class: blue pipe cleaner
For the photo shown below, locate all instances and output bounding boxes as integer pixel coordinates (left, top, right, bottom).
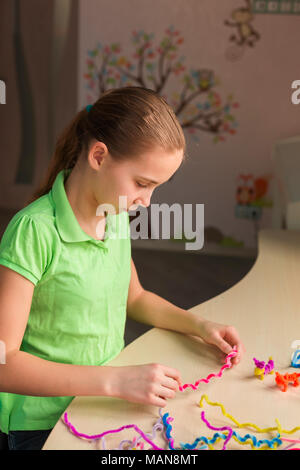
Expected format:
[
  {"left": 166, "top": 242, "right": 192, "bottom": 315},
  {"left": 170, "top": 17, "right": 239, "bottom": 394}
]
[
  {"left": 162, "top": 413, "right": 208, "bottom": 450},
  {"left": 181, "top": 431, "right": 282, "bottom": 450},
  {"left": 162, "top": 412, "right": 282, "bottom": 450}
]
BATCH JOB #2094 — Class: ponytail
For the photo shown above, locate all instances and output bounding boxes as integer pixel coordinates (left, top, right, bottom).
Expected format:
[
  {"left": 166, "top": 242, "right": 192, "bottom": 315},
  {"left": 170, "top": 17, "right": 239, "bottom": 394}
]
[{"left": 25, "top": 108, "right": 91, "bottom": 206}]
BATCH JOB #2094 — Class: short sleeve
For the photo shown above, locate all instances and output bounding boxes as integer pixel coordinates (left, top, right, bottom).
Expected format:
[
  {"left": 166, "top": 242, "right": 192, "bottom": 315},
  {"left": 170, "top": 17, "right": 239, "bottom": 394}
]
[{"left": 0, "top": 214, "right": 52, "bottom": 286}]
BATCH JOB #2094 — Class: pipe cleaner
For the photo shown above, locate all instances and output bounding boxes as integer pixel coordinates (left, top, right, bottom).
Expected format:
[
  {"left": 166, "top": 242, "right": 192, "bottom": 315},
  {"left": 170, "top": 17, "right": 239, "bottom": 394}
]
[
  {"left": 62, "top": 412, "right": 164, "bottom": 450},
  {"left": 199, "top": 394, "right": 300, "bottom": 435},
  {"left": 161, "top": 410, "right": 280, "bottom": 451},
  {"left": 116, "top": 415, "right": 164, "bottom": 450},
  {"left": 282, "top": 442, "right": 298, "bottom": 450},
  {"left": 184, "top": 428, "right": 281, "bottom": 450},
  {"left": 162, "top": 412, "right": 209, "bottom": 450},
  {"left": 96, "top": 412, "right": 164, "bottom": 450},
  {"left": 181, "top": 431, "right": 281, "bottom": 451},
  {"left": 253, "top": 357, "right": 274, "bottom": 380},
  {"left": 162, "top": 413, "right": 177, "bottom": 450},
  {"left": 275, "top": 372, "right": 300, "bottom": 392},
  {"left": 281, "top": 438, "right": 300, "bottom": 451},
  {"left": 179, "top": 346, "right": 237, "bottom": 391},
  {"left": 200, "top": 411, "right": 233, "bottom": 450}
]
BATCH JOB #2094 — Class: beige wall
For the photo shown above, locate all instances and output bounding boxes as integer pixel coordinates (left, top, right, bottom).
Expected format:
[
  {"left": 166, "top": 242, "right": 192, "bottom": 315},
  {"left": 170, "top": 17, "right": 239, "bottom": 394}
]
[
  {"left": 78, "top": 0, "right": 300, "bottom": 248},
  {"left": 1, "top": 0, "right": 299, "bottom": 248}
]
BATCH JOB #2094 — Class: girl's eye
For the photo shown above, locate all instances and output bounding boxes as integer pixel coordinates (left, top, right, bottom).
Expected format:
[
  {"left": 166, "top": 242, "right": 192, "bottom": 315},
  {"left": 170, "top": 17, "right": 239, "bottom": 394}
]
[{"left": 136, "top": 182, "right": 148, "bottom": 188}]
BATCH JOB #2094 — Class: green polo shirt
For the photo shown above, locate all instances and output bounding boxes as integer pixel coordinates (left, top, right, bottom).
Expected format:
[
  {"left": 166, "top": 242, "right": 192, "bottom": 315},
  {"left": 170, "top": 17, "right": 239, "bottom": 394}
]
[{"left": 0, "top": 168, "right": 131, "bottom": 434}]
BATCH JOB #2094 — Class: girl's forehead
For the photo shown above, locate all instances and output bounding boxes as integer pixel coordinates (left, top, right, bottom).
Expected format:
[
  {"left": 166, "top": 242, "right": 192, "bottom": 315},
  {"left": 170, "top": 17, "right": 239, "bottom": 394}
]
[
  {"left": 126, "top": 151, "right": 183, "bottom": 175},
  {"left": 115, "top": 153, "right": 182, "bottom": 187}
]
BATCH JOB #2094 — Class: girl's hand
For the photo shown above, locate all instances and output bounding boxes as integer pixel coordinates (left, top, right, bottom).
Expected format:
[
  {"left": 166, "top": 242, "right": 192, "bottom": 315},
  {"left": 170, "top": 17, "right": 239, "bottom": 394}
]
[
  {"left": 108, "top": 364, "right": 182, "bottom": 408},
  {"left": 196, "top": 319, "right": 246, "bottom": 365}
]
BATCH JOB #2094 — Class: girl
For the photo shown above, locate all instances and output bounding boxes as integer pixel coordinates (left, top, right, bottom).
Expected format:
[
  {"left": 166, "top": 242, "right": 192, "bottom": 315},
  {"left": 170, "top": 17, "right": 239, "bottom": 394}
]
[{"left": 0, "top": 86, "right": 245, "bottom": 450}]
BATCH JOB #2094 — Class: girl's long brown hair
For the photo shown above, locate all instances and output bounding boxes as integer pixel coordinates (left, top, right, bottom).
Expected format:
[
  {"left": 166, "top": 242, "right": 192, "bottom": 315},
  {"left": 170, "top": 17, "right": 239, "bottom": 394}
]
[{"left": 25, "top": 86, "right": 187, "bottom": 206}]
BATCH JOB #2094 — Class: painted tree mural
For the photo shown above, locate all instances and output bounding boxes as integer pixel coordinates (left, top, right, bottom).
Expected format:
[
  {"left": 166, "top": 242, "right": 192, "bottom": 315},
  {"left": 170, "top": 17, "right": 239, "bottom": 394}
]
[{"left": 84, "top": 26, "right": 240, "bottom": 144}]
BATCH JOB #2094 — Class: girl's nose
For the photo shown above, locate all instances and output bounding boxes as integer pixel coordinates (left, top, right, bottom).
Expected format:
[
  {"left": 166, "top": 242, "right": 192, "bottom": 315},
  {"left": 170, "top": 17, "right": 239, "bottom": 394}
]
[
  {"left": 134, "top": 195, "right": 151, "bottom": 208},
  {"left": 133, "top": 201, "right": 148, "bottom": 209}
]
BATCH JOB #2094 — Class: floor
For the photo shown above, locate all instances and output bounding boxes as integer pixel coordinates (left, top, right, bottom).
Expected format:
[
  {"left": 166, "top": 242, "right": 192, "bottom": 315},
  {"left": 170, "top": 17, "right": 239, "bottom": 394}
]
[
  {"left": 125, "top": 248, "right": 256, "bottom": 345},
  {"left": 0, "top": 208, "right": 256, "bottom": 449}
]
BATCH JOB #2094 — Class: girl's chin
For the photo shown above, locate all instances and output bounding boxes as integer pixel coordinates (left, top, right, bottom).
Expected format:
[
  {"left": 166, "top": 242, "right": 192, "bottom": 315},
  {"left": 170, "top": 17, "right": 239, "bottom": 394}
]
[
  {"left": 128, "top": 204, "right": 139, "bottom": 211},
  {"left": 117, "top": 204, "right": 143, "bottom": 213}
]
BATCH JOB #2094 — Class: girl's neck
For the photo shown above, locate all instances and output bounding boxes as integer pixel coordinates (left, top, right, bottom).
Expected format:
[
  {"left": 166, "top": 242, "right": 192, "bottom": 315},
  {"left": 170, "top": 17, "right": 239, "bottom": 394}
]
[{"left": 64, "top": 168, "right": 106, "bottom": 241}]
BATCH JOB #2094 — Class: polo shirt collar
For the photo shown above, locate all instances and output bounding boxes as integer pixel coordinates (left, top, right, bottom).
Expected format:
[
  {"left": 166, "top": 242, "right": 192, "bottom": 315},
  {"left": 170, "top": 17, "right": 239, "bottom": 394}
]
[{"left": 50, "top": 168, "right": 116, "bottom": 247}]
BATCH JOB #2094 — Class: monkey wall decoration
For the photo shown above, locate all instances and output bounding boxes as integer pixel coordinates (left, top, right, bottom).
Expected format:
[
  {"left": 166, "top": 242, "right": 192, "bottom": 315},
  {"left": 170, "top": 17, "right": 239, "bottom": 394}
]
[
  {"left": 224, "top": 0, "right": 260, "bottom": 60},
  {"left": 225, "top": 0, "right": 260, "bottom": 47}
]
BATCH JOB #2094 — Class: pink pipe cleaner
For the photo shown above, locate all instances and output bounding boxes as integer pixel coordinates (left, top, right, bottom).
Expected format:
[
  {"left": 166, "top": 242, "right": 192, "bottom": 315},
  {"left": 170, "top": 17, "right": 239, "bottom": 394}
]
[
  {"left": 253, "top": 358, "right": 265, "bottom": 370},
  {"left": 179, "top": 346, "right": 238, "bottom": 391},
  {"left": 200, "top": 410, "right": 233, "bottom": 450},
  {"left": 281, "top": 437, "right": 300, "bottom": 450},
  {"left": 281, "top": 437, "right": 300, "bottom": 444},
  {"left": 62, "top": 412, "right": 164, "bottom": 450},
  {"left": 264, "top": 359, "right": 274, "bottom": 375},
  {"left": 118, "top": 415, "right": 164, "bottom": 450},
  {"left": 253, "top": 357, "right": 274, "bottom": 375}
]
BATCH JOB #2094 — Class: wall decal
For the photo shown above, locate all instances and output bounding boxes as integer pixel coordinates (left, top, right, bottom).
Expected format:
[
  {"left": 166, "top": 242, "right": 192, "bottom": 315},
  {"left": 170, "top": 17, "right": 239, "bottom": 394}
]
[
  {"left": 84, "top": 26, "right": 240, "bottom": 144},
  {"left": 235, "top": 173, "right": 273, "bottom": 244},
  {"left": 224, "top": 0, "right": 260, "bottom": 61},
  {"left": 0, "top": 79, "right": 6, "bottom": 104},
  {"left": 252, "top": 0, "right": 300, "bottom": 14}
]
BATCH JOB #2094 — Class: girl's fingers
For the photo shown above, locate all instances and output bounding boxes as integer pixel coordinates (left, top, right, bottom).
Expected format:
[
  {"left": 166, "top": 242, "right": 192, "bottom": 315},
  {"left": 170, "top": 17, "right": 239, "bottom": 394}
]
[
  {"left": 161, "top": 376, "right": 181, "bottom": 392},
  {"left": 154, "top": 395, "right": 167, "bottom": 408},
  {"left": 227, "top": 342, "right": 245, "bottom": 364},
  {"left": 156, "top": 385, "right": 176, "bottom": 400},
  {"left": 162, "top": 366, "right": 182, "bottom": 390}
]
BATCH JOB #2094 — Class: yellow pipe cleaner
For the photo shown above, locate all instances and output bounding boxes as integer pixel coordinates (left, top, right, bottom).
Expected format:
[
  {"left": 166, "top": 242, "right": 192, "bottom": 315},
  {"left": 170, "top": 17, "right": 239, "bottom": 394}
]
[{"left": 198, "top": 394, "right": 300, "bottom": 435}]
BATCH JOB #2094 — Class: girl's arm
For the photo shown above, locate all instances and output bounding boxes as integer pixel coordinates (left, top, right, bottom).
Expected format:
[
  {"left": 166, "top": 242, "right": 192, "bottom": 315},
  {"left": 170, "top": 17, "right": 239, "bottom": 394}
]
[
  {"left": 127, "top": 289, "right": 245, "bottom": 364},
  {"left": 127, "top": 289, "right": 201, "bottom": 336},
  {"left": 1, "top": 349, "right": 113, "bottom": 397},
  {"left": 0, "top": 265, "right": 112, "bottom": 396},
  {"left": 0, "top": 266, "right": 181, "bottom": 407}
]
